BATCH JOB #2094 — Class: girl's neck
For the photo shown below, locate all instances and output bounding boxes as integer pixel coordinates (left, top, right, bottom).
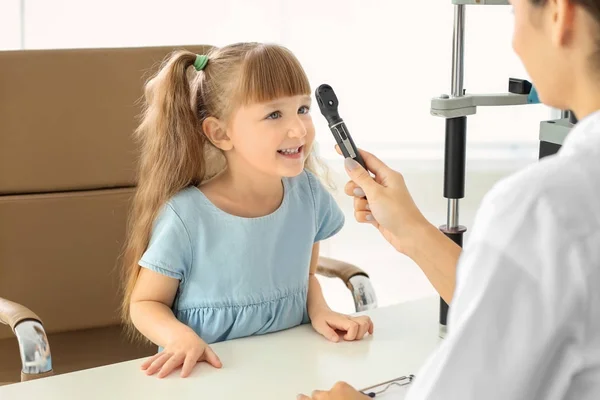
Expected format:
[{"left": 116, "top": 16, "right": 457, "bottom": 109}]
[
  {"left": 222, "top": 166, "right": 283, "bottom": 200},
  {"left": 200, "top": 165, "right": 285, "bottom": 218}
]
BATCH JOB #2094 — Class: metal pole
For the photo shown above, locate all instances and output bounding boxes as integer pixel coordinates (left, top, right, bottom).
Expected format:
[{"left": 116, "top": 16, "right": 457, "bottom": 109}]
[
  {"left": 439, "top": 3, "right": 468, "bottom": 338},
  {"left": 448, "top": 4, "right": 465, "bottom": 229},
  {"left": 451, "top": 5, "right": 465, "bottom": 99},
  {"left": 448, "top": 199, "right": 459, "bottom": 228}
]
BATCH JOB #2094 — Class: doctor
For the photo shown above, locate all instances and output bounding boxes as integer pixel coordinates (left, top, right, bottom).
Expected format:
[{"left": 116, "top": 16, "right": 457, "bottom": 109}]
[{"left": 299, "top": 0, "right": 600, "bottom": 399}]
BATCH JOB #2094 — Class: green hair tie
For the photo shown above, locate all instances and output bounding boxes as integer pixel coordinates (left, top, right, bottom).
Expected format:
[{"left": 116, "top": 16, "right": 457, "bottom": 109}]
[{"left": 194, "top": 54, "right": 209, "bottom": 71}]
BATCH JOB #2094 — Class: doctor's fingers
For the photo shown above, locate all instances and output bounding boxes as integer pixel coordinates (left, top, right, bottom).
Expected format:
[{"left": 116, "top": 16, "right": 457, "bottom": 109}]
[
  {"left": 354, "top": 210, "right": 377, "bottom": 225},
  {"left": 296, "top": 390, "right": 327, "bottom": 400},
  {"left": 344, "top": 180, "right": 366, "bottom": 198},
  {"left": 310, "top": 390, "right": 328, "bottom": 399},
  {"left": 354, "top": 197, "right": 370, "bottom": 212}
]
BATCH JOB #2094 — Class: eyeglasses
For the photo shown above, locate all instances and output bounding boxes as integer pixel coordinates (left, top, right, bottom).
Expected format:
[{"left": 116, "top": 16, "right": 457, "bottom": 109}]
[{"left": 361, "top": 374, "right": 415, "bottom": 398}]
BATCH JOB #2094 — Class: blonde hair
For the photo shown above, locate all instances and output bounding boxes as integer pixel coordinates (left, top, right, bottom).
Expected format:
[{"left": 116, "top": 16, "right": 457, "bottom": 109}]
[{"left": 120, "top": 43, "right": 330, "bottom": 337}]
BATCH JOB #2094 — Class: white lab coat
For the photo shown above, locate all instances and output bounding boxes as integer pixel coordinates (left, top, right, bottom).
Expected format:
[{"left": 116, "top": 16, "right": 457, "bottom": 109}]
[{"left": 406, "top": 110, "right": 600, "bottom": 400}]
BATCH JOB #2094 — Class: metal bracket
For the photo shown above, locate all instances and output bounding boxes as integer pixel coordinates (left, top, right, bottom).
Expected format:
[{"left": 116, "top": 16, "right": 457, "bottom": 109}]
[
  {"left": 14, "top": 320, "right": 53, "bottom": 375},
  {"left": 347, "top": 275, "right": 378, "bottom": 312},
  {"left": 431, "top": 93, "right": 530, "bottom": 118},
  {"left": 539, "top": 117, "right": 573, "bottom": 145}
]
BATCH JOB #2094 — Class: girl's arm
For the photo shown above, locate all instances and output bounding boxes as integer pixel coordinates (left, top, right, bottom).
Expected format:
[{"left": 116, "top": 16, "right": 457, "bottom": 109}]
[
  {"left": 307, "top": 243, "right": 373, "bottom": 342},
  {"left": 307, "top": 242, "right": 330, "bottom": 316},
  {"left": 129, "top": 268, "right": 194, "bottom": 347},
  {"left": 129, "top": 269, "right": 222, "bottom": 378}
]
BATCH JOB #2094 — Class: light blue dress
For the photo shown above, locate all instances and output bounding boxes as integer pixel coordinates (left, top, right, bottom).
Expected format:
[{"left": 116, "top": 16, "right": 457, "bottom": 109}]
[{"left": 138, "top": 170, "right": 345, "bottom": 344}]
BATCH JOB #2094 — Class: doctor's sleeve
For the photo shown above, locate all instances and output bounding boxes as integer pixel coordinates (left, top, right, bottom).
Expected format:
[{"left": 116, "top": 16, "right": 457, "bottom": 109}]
[
  {"left": 404, "top": 240, "right": 584, "bottom": 400},
  {"left": 138, "top": 203, "right": 193, "bottom": 283}
]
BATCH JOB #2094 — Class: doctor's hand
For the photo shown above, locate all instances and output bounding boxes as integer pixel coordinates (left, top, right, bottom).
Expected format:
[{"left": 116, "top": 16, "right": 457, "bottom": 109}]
[
  {"left": 336, "top": 146, "right": 430, "bottom": 256},
  {"left": 140, "top": 328, "right": 222, "bottom": 378},
  {"left": 297, "top": 381, "right": 370, "bottom": 400},
  {"left": 310, "top": 307, "right": 374, "bottom": 342}
]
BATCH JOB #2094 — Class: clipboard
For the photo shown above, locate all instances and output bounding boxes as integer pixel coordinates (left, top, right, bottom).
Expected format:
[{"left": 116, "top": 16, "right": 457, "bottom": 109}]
[{"left": 359, "top": 375, "right": 415, "bottom": 399}]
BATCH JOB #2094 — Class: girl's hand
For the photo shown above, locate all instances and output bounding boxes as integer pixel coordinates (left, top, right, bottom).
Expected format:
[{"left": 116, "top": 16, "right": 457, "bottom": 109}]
[
  {"left": 310, "top": 307, "right": 374, "bottom": 342},
  {"left": 141, "top": 329, "right": 222, "bottom": 378}
]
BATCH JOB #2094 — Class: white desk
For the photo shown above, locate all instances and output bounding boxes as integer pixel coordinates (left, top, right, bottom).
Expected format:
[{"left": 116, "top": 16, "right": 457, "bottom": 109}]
[{"left": 0, "top": 297, "right": 441, "bottom": 400}]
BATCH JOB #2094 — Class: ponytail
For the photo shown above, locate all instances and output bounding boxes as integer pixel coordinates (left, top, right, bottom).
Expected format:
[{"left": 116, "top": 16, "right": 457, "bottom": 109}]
[{"left": 120, "top": 51, "right": 207, "bottom": 337}]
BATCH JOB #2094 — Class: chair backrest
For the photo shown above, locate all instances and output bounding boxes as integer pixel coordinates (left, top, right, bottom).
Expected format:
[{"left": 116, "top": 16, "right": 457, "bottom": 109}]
[{"left": 0, "top": 45, "right": 210, "bottom": 340}]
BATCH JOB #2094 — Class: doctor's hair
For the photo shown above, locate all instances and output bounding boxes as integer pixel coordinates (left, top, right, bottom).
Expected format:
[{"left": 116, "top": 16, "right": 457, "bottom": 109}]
[
  {"left": 120, "top": 42, "right": 328, "bottom": 339},
  {"left": 530, "top": 0, "right": 600, "bottom": 66},
  {"left": 530, "top": 0, "right": 600, "bottom": 31}
]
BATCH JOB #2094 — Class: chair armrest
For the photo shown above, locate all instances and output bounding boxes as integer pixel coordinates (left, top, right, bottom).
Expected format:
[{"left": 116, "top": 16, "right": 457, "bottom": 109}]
[
  {"left": 0, "top": 298, "right": 42, "bottom": 332},
  {"left": 0, "top": 298, "right": 53, "bottom": 381},
  {"left": 316, "top": 257, "right": 378, "bottom": 312}
]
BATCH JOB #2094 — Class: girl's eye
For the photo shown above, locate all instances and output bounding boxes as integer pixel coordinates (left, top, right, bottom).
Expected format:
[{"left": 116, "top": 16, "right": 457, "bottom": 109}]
[
  {"left": 298, "top": 105, "right": 310, "bottom": 114},
  {"left": 267, "top": 111, "right": 282, "bottom": 120}
]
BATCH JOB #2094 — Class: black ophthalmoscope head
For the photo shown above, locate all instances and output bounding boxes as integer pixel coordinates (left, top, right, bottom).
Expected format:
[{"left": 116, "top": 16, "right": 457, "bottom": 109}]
[{"left": 315, "top": 84, "right": 343, "bottom": 126}]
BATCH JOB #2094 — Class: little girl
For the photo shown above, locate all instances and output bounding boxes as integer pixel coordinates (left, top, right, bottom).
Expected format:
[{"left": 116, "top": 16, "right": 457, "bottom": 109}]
[{"left": 120, "top": 42, "right": 374, "bottom": 379}]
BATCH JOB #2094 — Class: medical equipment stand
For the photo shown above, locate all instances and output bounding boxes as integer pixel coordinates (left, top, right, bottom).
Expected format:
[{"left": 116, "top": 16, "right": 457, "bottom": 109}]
[
  {"left": 430, "top": 0, "right": 577, "bottom": 338},
  {"left": 539, "top": 111, "right": 576, "bottom": 158}
]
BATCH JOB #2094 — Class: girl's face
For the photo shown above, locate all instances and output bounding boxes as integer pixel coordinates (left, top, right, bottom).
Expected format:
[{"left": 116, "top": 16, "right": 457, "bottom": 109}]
[{"left": 220, "top": 94, "right": 316, "bottom": 179}]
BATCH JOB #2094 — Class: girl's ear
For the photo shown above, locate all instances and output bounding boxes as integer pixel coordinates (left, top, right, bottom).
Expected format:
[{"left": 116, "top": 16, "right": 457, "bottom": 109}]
[{"left": 203, "top": 117, "right": 233, "bottom": 151}]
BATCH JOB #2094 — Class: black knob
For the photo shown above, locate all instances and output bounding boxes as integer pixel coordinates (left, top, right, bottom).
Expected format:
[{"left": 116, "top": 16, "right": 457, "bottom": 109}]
[{"left": 508, "top": 78, "right": 532, "bottom": 95}]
